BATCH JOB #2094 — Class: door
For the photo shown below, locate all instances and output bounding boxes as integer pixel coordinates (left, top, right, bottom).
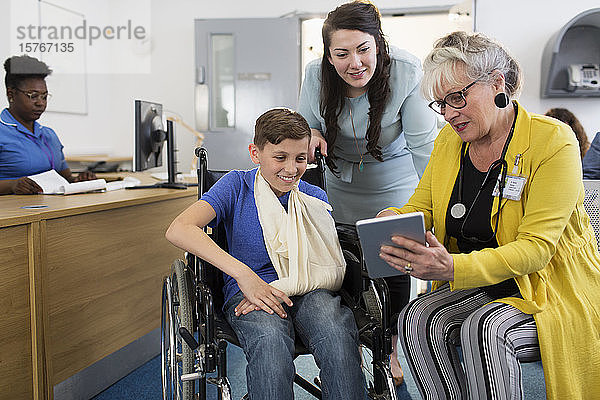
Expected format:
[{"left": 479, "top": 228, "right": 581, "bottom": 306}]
[{"left": 195, "top": 18, "right": 301, "bottom": 170}]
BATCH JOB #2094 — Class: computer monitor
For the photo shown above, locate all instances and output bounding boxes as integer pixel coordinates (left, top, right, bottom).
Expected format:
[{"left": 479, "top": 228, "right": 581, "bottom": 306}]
[
  {"left": 134, "top": 100, "right": 164, "bottom": 171},
  {"left": 131, "top": 99, "right": 187, "bottom": 189}
]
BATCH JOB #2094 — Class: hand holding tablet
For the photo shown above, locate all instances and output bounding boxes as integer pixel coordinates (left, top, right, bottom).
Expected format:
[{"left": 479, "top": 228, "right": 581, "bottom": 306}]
[{"left": 356, "top": 212, "right": 426, "bottom": 278}]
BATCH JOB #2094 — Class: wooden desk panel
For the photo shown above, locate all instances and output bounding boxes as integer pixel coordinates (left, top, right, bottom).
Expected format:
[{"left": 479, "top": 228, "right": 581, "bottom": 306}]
[
  {"left": 1, "top": 188, "right": 193, "bottom": 227},
  {"left": 0, "top": 182, "right": 197, "bottom": 399},
  {"left": 44, "top": 196, "right": 191, "bottom": 384},
  {"left": 0, "top": 225, "right": 33, "bottom": 400}
]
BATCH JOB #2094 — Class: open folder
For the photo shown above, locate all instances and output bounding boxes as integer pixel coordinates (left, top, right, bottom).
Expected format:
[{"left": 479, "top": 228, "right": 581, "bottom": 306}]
[{"left": 28, "top": 170, "right": 139, "bottom": 194}]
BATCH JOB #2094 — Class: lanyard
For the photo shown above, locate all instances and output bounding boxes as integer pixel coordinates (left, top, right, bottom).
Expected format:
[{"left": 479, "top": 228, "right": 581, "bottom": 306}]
[
  {"left": 450, "top": 103, "right": 518, "bottom": 243},
  {"left": 1, "top": 114, "right": 56, "bottom": 170}
]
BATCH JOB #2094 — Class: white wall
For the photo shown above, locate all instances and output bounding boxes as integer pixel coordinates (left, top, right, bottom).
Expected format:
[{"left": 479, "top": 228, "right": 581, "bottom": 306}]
[
  {"left": 475, "top": 0, "right": 600, "bottom": 143},
  {"left": 4, "top": 0, "right": 598, "bottom": 172},
  {"left": 0, "top": 0, "right": 460, "bottom": 173}
]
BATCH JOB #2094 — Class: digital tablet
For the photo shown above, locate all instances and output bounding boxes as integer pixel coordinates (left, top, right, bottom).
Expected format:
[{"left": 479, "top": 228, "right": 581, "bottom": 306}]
[{"left": 355, "top": 212, "right": 426, "bottom": 278}]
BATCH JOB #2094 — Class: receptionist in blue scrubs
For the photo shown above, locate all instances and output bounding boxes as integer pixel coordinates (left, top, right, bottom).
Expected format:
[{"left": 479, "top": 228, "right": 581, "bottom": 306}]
[{"left": 0, "top": 55, "right": 95, "bottom": 194}]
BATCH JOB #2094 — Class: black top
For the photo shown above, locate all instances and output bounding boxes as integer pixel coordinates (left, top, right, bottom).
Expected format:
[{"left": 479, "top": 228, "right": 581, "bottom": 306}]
[{"left": 446, "top": 149, "right": 519, "bottom": 298}]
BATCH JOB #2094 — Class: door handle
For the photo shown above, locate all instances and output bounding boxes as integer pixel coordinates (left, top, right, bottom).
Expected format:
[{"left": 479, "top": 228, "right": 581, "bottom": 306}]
[
  {"left": 196, "top": 66, "right": 205, "bottom": 84},
  {"left": 195, "top": 83, "right": 209, "bottom": 132}
]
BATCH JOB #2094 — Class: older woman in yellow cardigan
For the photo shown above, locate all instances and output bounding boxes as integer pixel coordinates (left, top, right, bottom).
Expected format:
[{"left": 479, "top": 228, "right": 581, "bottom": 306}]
[{"left": 378, "top": 31, "right": 600, "bottom": 400}]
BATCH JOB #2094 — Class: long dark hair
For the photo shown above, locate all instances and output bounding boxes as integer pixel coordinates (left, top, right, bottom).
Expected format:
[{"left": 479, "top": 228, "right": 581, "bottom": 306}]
[{"left": 320, "top": 0, "right": 391, "bottom": 171}]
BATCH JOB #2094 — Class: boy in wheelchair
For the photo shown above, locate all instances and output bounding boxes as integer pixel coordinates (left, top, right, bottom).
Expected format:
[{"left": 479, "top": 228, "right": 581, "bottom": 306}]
[{"left": 166, "top": 108, "right": 366, "bottom": 400}]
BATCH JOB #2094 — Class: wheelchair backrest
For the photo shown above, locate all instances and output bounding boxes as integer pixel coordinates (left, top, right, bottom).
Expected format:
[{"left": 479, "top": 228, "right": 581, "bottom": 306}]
[
  {"left": 302, "top": 148, "right": 326, "bottom": 190},
  {"left": 199, "top": 169, "right": 229, "bottom": 312},
  {"left": 195, "top": 148, "right": 230, "bottom": 311}
]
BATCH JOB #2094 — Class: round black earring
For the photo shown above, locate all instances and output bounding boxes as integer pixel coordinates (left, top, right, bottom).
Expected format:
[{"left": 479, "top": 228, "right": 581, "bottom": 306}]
[{"left": 494, "top": 92, "right": 509, "bottom": 108}]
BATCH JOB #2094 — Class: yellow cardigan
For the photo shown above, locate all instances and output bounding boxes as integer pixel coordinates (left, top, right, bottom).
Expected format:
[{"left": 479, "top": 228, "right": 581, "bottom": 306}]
[{"left": 390, "top": 102, "right": 600, "bottom": 399}]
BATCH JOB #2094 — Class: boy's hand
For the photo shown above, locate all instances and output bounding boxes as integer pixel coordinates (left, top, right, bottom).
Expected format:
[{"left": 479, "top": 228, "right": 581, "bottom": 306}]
[
  {"left": 234, "top": 297, "right": 260, "bottom": 315},
  {"left": 236, "top": 272, "right": 293, "bottom": 318}
]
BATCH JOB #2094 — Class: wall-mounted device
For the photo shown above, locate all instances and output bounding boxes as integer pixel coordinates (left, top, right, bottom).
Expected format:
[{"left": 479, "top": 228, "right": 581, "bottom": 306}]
[{"left": 567, "top": 64, "right": 600, "bottom": 91}]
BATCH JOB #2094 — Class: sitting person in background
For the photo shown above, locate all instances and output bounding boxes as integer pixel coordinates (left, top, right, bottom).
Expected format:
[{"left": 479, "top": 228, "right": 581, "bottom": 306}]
[
  {"left": 582, "top": 130, "right": 600, "bottom": 179},
  {"left": 378, "top": 31, "right": 600, "bottom": 399},
  {"left": 0, "top": 55, "right": 95, "bottom": 194},
  {"left": 544, "top": 107, "right": 600, "bottom": 179},
  {"left": 166, "top": 108, "right": 366, "bottom": 400},
  {"left": 544, "top": 107, "right": 590, "bottom": 159}
]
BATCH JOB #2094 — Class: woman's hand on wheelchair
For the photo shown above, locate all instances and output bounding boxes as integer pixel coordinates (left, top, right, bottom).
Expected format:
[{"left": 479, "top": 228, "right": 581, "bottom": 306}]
[
  {"left": 236, "top": 272, "right": 293, "bottom": 318},
  {"left": 308, "top": 129, "right": 327, "bottom": 163}
]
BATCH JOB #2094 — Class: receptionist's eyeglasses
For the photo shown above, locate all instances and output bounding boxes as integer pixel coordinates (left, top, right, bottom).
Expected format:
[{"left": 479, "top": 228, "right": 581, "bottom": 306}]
[
  {"left": 428, "top": 80, "right": 479, "bottom": 115},
  {"left": 14, "top": 87, "right": 52, "bottom": 102}
]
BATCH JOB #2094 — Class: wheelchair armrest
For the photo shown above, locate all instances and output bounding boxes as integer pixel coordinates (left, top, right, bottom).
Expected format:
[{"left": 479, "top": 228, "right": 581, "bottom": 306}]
[
  {"left": 337, "top": 223, "right": 363, "bottom": 303},
  {"left": 340, "top": 249, "right": 362, "bottom": 304}
]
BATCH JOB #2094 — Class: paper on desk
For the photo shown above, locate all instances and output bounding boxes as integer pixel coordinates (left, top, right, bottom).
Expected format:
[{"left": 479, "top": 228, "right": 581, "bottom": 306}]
[
  {"left": 150, "top": 172, "right": 192, "bottom": 181},
  {"left": 28, "top": 170, "right": 107, "bottom": 194},
  {"left": 105, "top": 176, "right": 141, "bottom": 191},
  {"left": 62, "top": 179, "right": 107, "bottom": 194}
]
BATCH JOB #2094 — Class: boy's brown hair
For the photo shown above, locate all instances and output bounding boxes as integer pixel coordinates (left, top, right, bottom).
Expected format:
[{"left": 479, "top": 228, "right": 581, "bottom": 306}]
[{"left": 253, "top": 108, "right": 311, "bottom": 149}]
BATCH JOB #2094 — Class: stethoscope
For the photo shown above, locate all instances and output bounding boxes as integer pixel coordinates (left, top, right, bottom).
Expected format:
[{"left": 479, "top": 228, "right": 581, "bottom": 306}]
[
  {"left": 450, "top": 106, "right": 517, "bottom": 243},
  {"left": 1, "top": 112, "right": 55, "bottom": 170}
]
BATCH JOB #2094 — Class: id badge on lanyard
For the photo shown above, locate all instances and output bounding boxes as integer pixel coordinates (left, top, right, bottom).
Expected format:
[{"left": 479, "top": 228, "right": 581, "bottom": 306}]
[{"left": 493, "top": 153, "right": 526, "bottom": 201}]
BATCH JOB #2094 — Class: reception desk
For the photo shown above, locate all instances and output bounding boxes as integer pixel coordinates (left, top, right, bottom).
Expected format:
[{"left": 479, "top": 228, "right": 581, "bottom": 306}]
[{"left": 0, "top": 182, "right": 196, "bottom": 399}]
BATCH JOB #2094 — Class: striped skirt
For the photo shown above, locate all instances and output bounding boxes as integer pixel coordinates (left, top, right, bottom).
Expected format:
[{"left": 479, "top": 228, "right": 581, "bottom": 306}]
[{"left": 399, "top": 284, "right": 540, "bottom": 400}]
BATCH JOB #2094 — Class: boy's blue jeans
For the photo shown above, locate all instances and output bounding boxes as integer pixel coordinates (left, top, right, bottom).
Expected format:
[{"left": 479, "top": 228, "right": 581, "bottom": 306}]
[{"left": 224, "top": 288, "right": 367, "bottom": 400}]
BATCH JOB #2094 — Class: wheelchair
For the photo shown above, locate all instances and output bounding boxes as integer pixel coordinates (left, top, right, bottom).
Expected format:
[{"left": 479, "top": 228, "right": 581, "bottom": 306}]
[{"left": 161, "top": 147, "right": 398, "bottom": 400}]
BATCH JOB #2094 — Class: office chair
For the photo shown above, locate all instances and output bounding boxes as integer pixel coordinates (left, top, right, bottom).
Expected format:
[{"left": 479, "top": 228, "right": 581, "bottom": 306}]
[
  {"left": 161, "top": 147, "right": 397, "bottom": 400},
  {"left": 583, "top": 179, "right": 600, "bottom": 250}
]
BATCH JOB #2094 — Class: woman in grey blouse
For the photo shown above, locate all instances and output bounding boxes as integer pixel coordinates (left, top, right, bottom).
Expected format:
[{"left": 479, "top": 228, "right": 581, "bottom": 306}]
[{"left": 297, "top": 0, "right": 438, "bottom": 386}]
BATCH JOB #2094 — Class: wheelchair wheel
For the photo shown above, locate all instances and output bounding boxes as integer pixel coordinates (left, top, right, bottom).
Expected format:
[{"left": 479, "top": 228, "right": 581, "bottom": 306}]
[{"left": 161, "top": 260, "right": 196, "bottom": 400}]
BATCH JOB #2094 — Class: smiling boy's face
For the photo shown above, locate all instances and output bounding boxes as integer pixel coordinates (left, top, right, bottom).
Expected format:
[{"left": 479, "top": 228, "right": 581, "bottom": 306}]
[{"left": 249, "top": 137, "right": 310, "bottom": 197}]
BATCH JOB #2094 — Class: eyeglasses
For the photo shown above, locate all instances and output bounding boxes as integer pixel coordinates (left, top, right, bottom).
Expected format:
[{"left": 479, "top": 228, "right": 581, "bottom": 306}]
[
  {"left": 428, "top": 80, "right": 479, "bottom": 115},
  {"left": 14, "top": 87, "right": 52, "bottom": 102}
]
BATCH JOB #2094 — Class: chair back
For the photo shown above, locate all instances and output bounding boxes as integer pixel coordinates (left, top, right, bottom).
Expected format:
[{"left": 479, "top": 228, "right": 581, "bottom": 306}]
[{"left": 583, "top": 179, "right": 600, "bottom": 250}]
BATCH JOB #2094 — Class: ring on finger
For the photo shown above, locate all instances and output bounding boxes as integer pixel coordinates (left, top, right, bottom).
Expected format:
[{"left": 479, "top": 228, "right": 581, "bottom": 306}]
[{"left": 404, "top": 262, "right": 414, "bottom": 273}]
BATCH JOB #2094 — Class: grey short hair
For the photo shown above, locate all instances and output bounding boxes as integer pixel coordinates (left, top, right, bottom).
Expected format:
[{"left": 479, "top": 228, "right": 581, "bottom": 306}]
[{"left": 421, "top": 31, "right": 522, "bottom": 101}]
